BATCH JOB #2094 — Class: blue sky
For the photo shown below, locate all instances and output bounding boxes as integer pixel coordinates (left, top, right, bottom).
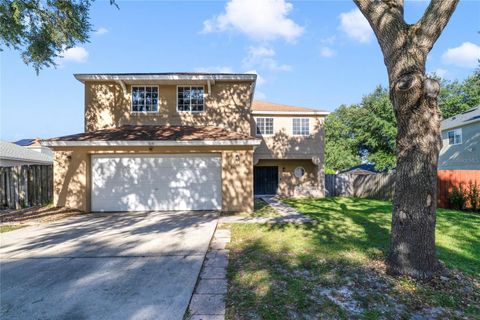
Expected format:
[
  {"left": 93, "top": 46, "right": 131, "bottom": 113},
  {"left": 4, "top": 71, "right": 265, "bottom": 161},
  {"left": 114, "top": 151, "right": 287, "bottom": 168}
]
[{"left": 1, "top": 0, "right": 479, "bottom": 141}]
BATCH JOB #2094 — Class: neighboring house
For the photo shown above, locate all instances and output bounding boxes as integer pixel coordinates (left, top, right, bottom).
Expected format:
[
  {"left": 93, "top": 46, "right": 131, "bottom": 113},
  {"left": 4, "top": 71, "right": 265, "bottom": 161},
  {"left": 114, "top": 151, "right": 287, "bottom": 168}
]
[
  {"left": 0, "top": 140, "right": 53, "bottom": 167},
  {"left": 42, "top": 73, "right": 328, "bottom": 213},
  {"left": 439, "top": 106, "right": 480, "bottom": 170},
  {"left": 340, "top": 164, "right": 378, "bottom": 175},
  {"left": 15, "top": 138, "right": 54, "bottom": 157}
]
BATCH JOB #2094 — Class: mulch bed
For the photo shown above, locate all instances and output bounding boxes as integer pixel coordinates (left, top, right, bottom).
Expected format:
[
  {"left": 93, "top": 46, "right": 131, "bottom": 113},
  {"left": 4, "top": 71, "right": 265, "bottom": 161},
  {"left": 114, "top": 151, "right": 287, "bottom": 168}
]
[{"left": 0, "top": 206, "right": 84, "bottom": 224}]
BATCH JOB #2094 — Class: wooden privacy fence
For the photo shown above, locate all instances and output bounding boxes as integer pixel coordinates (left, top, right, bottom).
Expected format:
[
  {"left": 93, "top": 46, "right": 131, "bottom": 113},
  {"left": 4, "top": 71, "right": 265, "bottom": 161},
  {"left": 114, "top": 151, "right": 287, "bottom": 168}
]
[
  {"left": 325, "top": 173, "right": 395, "bottom": 201},
  {"left": 437, "top": 170, "right": 480, "bottom": 208},
  {"left": 0, "top": 165, "right": 53, "bottom": 209},
  {"left": 326, "top": 170, "right": 480, "bottom": 208}
]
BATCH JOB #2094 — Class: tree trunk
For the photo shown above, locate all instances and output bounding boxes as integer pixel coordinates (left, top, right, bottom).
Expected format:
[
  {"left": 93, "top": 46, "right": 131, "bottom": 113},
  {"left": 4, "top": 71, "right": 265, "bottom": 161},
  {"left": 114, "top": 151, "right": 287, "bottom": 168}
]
[
  {"left": 353, "top": 0, "right": 459, "bottom": 279},
  {"left": 387, "top": 65, "right": 443, "bottom": 278}
]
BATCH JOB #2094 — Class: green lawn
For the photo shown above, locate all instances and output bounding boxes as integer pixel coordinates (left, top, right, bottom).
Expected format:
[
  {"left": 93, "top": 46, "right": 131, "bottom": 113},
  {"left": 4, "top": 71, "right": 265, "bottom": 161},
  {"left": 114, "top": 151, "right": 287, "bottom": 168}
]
[
  {"left": 0, "top": 225, "right": 26, "bottom": 233},
  {"left": 226, "top": 197, "right": 480, "bottom": 319}
]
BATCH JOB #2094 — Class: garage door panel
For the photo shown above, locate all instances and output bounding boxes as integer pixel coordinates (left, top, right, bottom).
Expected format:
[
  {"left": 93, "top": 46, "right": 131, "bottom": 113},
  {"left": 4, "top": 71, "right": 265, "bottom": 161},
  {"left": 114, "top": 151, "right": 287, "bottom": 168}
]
[{"left": 91, "top": 154, "right": 222, "bottom": 212}]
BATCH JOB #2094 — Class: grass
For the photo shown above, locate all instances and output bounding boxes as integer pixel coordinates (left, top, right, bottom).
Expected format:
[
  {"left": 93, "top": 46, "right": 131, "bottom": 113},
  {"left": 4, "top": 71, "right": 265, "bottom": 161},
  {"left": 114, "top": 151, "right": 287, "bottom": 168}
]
[
  {"left": 0, "top": 225, "right": 26, "bottom": 233},
  {"left": 226, "top": 197, "right": 480, "bottom": 319}
]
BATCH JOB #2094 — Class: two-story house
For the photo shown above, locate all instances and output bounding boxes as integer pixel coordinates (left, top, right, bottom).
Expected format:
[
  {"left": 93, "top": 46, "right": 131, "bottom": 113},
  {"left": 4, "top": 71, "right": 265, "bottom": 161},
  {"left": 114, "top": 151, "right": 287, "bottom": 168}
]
[
  {"left": 439, "top": 106, "right": 480, "bottom": 170},
  {"left": 251, "top": 101, "right": 328, "bottom": 197},
  {"left": 42, "top": 73, "right": 328, "bottom": 213}
]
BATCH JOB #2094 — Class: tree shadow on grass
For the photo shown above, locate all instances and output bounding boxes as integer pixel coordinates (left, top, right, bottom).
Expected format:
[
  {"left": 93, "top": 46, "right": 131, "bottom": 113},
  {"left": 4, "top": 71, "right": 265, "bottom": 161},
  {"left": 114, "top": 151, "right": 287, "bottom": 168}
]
[
  {"left": 282, "top": 197, "right": 480, "bottom": 276},
  {"left": 226, "top": 221, "right": 480, "bottom": 319}
]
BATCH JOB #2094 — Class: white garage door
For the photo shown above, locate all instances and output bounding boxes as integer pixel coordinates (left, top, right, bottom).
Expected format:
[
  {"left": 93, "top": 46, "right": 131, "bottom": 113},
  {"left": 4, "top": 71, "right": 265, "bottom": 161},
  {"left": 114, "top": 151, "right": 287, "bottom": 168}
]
[{"left": 91, "top": 154, "right": 222, "bottom": 212}]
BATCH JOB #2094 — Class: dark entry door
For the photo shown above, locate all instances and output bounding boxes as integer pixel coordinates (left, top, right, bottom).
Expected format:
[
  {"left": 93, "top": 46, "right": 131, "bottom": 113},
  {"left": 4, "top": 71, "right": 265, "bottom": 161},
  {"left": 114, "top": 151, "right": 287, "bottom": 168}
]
[{"left": 254, "top": 166, "right": 278, "bottom": 195}]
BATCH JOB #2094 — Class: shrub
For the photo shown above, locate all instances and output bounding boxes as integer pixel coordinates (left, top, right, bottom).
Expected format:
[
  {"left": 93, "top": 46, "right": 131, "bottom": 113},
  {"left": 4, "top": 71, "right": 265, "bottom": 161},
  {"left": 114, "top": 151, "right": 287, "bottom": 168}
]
[
  {"left": 466, "top": 181, "right": 479, "bottom": 212},
  {"left": 448, "top": 184, "right": 466, "bottom": 210}
]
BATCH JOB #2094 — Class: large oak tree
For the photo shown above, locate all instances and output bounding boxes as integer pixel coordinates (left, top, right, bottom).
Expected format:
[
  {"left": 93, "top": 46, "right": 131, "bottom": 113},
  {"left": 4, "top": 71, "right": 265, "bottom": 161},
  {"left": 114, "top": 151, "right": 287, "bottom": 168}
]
[
  {"left": 354, "top": 0, "right": 459, "bottom": 278},
  {"left": 0, "top": 0, "right": 116, "bottom": 73}
]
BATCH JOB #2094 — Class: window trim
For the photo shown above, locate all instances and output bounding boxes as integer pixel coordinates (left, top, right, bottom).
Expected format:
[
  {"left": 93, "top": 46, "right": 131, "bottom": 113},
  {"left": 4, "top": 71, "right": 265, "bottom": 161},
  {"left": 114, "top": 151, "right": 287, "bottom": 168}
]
[
  {"left": 292, "top": 118, "right": 310, "bottom": 136},
  {"left": 130, "top": 84, "right": 160, "bottom": 113},
  {"left": 176, "top": 85, "right": 205, "bottom": 113},
  {"left": 130, "top": 85, "right": 159, "bottom": 113},
  {"left": 255, "top": 117, "right": 274, "bottom": 136},
  {"left": 447, "top": 128, "right": 462, "bottom": 145}
]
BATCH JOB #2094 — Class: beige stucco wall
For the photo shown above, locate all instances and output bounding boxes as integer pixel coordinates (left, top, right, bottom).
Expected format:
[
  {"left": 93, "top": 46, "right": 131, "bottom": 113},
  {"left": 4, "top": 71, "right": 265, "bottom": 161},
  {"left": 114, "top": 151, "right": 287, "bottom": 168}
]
[
  {"left": 52, "top": 146, "right": 254, "bottom": 213},
  {"left": 255, "top": 159, "right": 325, "bottom": 197},
  {"left": 84, "top": 81, "right": 253, "bottom": 135},
  {"left": 252, "top": 115, "right": 325, "bottom": 163},
  {"left": 53, "top": 150, "right": 90, "bottom": 211}
]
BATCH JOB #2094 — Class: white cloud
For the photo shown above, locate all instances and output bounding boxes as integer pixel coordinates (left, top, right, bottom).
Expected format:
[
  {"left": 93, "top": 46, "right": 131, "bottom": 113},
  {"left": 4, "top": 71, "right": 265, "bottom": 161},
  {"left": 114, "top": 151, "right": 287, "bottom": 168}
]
[
  {"left": 246, "top": 46, "right": 275, "bottom": 58},
  {"left": 59, "top": 47, "right": 88, "bottom": 63},
  {"left": 261, "top": 59, "right": 292, "bottom": 71},
  {"left": 320, "top": 46, "right": 336, "bottom": 58},
  {"left": 245, "top": 70, "right": 266, "bottom": 85},
  {"left": 202, "top": 0, "right": 304, "bottom": 42},
  {"left": 254, "top": 90, "right": 267, "bottom": 100},
  {"left": 194, "top": 66, "right": 234, "bottom": 73},
  {"left": 433, "top": 68, "right": 448, "bottom": 78},
  {"left": 242, "top": 46, "right": 292, "bottom": 71},
  {"left": 339, "top": 8, "right": 373, "bottom": 44},
  {"left": 94, "top": 27, "right": 109, "bottom": 36},
  {"left": 442, "top": 42, "right": 480, "bottom": 68},
  {"left": 320, "top": 36, "right": 336, "bottom": 45}
]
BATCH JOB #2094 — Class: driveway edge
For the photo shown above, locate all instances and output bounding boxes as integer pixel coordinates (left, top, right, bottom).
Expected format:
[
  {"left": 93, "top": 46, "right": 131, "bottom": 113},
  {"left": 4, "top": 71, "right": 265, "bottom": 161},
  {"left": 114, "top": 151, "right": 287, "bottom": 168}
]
[{"left": 186, "top": 222, "right": 231, "bottom": 319}]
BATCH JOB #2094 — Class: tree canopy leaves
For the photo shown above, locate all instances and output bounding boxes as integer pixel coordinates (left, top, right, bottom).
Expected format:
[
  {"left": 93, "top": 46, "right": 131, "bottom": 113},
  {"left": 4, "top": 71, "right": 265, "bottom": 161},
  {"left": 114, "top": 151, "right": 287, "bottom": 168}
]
[
  {"left": 438, "top": 67, "right": 480, "bottom": 119},
  {"left": 0, "top": 0, "right": 116, "bottom": 73},
  {"left": 325, "top": 68, "right": 480, "bottom": 173},
  {"left": 325, "top": 86, "right": 396, "bottom": 173}
]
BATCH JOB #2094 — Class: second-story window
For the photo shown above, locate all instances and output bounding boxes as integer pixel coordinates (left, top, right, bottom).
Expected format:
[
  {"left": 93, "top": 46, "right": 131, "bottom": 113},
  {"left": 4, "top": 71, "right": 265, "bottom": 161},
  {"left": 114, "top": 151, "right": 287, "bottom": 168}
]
[
  {"left": 256, "top": 118, "right": 274, "bottom": 135},
  {"left": 131, "top": 86, "right": 158, "bottom": 112},
  {"left": 448, "top": 128, "right": 462, "bottom": 145},
  {"left": 132, "top": 86, "right": 158, "bottom": 112},
  {"left": 292, "top": 118, "right": 310, "bottom": 136},
  {"left": 177, "top": 86, "right": 204, "bottom": 112}
]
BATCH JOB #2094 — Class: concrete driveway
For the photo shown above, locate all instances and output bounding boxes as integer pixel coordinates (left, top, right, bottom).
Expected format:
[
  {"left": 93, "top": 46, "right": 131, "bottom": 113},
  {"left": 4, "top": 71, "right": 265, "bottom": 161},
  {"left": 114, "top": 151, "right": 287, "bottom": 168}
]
[{"left": 0, "top": 211, "right": 218, "bottom": 320}]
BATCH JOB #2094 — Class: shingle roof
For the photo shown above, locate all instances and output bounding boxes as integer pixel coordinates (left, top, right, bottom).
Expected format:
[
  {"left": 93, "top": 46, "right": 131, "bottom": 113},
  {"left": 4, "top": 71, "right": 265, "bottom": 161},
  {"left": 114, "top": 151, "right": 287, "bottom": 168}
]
[
  {"left": 252, "top": 101, "right": 329, "bottom": 113},
  {"left": 14, "top": 138, "right": 41, "bottom": 147},
  {"left": 441, "top": 106, "right": 480, "bottom": 130},
  {"left": 340, "top": 163, "right": 392, "bottom": 174},
  {"left": 45, "top": 125, "right": 257, "bottom": 142},
  {"left": 0, "top": 140, "right": 53, "bottom": 164}
]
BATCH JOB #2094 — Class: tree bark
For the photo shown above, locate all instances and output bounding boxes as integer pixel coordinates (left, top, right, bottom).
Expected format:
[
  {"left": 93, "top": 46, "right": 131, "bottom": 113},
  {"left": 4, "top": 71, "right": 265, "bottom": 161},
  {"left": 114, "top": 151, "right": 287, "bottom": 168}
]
[
  {"left": 354, "top": 0, "right": 459, "bottom": 279},
  {"left": 388, "top": 70, "right": 442, "bottom": 278}
]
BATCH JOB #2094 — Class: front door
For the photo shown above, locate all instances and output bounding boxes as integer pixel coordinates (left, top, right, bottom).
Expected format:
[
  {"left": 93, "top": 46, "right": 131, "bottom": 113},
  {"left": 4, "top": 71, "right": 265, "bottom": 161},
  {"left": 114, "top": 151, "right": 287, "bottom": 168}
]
[{"left": 254, "top": 166, "right": 278, "bottom": 195}]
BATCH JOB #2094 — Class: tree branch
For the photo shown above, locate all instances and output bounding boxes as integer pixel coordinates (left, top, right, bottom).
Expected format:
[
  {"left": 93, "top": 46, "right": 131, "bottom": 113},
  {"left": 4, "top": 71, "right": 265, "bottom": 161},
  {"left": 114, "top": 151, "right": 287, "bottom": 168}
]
[
  {"left": 414, "top": 0, "right": 459, "bottom": 53},
  {"left": 354, "top": 0, "right": 407, "bottom": 66}
]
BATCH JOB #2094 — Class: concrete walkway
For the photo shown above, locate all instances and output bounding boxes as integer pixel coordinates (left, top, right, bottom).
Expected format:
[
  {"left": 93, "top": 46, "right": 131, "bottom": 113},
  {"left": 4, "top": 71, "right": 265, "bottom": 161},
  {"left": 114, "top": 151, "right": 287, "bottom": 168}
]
[
  {"left": 219, "top": 196, "right": 314, "bottom": 224},
  {"left": 187, "top": 198, "right": 313, "bottom": 319},
  {"left": 188, "top": 227, "right": 231, "bottom": 319}
]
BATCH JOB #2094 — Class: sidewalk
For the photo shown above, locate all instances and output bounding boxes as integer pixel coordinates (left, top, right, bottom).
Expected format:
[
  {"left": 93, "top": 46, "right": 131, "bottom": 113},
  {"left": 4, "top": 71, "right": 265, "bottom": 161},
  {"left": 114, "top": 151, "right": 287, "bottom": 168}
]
[{"left": 219, "top": 196, "right": 314, "bottom": 224}]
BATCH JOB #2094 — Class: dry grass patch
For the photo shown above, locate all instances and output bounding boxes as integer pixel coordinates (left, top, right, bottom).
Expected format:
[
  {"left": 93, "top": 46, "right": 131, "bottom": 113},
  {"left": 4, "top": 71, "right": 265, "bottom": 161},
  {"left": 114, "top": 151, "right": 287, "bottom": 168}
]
[{"left": 1, "top": 205, "right": 84, "bottom": 224}]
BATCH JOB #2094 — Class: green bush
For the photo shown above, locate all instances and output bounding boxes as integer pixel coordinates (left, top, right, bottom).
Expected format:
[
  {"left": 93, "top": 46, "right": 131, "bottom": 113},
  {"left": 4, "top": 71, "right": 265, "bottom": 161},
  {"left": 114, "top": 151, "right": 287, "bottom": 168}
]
[
  {"left": 448, "top": 185, "right": 466, "bottom": 211},
  {"left": 466, "top": 181, "right": 479, "bottom": 212}
]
